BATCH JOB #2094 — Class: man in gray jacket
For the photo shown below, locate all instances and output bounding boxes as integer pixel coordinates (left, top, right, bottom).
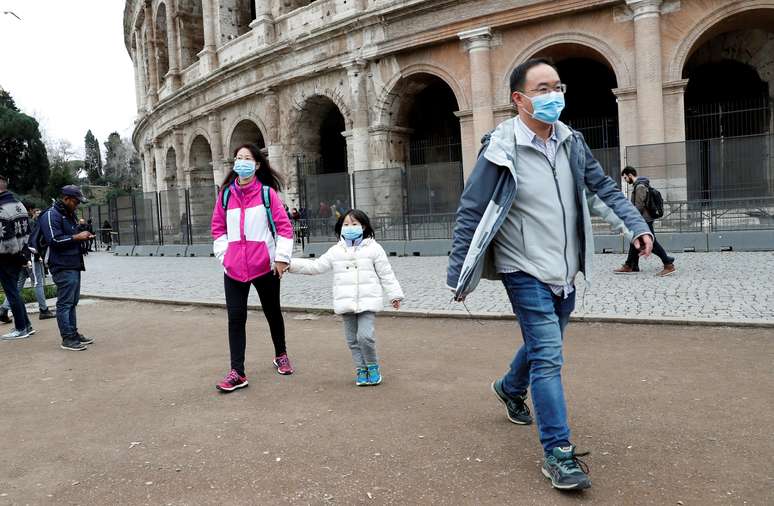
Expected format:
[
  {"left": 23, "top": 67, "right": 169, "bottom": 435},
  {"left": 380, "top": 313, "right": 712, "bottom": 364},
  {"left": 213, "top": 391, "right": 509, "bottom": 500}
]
[{"left": 447, "top": 59, "right": 653, "bottom": 491}]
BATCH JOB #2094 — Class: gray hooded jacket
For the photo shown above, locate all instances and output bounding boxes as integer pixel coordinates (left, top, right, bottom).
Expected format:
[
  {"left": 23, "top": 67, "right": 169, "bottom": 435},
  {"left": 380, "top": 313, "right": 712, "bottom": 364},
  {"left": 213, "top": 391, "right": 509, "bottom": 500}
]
[{"left": 447, "top": 117, "right": 650, "bottom": 298}]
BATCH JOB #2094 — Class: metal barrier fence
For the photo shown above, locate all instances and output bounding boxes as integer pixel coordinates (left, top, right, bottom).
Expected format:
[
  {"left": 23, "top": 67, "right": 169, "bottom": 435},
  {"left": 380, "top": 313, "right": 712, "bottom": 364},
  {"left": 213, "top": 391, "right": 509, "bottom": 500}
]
[{"left": 625, "top": 133, "right": 774, "bottom": 201}]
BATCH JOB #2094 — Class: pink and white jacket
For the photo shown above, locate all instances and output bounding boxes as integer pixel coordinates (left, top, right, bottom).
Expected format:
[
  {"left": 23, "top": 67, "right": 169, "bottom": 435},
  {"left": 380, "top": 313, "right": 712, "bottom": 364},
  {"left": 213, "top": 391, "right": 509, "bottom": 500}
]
[{"left": 211, "top": 179, "right": 294, "bottom": 282}]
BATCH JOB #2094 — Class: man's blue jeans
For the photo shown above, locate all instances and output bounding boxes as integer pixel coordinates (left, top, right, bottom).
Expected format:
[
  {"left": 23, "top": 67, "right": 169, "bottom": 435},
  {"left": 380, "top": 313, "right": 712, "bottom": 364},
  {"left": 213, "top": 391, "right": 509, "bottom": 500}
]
[
  {"left": 52, "top": 270, "right": 81, "bottom": 341},
  {"left": 0, "top": 260, "right": 48, "bottom": 312},
  {"left": 500, "top": 272, "right": 575, "bottom": 455},
  {"left": 0, "top": 262, "right": 30, "bottom": 332}
]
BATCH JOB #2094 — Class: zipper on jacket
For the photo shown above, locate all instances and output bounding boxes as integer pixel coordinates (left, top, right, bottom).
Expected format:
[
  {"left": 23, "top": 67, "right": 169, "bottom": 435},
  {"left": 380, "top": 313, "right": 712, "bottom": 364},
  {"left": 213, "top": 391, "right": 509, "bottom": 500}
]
[{"left": 540, "top": 152, "right": 571, "bottom": 286}]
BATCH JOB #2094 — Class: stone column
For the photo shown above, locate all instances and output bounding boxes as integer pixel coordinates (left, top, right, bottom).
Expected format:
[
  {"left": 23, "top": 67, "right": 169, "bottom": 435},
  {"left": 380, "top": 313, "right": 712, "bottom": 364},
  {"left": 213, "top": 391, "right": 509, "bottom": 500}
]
[
  {"left": 131, "top": 47, "right": 145, "bottom": 114},
  {"left": 143, "top": 2, "right": 159, "bottom": 106},
  {"left": 153, "top": 139, "right": 166, "bottom": 191},
  {"left": 662, "top": 79, "right": 689, "bottom": 200},
  {"left": 627, "top": 0, "right": 665, "bottom": 145},
  {"left": 455, "top": 110, "right": 476, "bottom": 182},
  {"left": 173, "top": 128, "right": 186, "bottom": 187},
  {"left": 613, "top": 86, "right": 638, "bottom": 175},
  {"left": 458, "top": 27, "right": 494, "bottom": 150},
  {"left": 344, "top": 60, "right": 370, "bottom": 173},
  {"left": 165, "top": 0, "right": 182, "bottom": 91},
  {"left": 263, "top": 90, "right": 287, "bottom": 196},
  {"left": 250, "top": 0, "right": 275, "bottom": 46},
  {"left": 198, "top": 0, "right": 220, "bottom": 74},
  {"left": 143, "top": 143, "right": 157, "bottom": 192},
  {"left": 208, "top": 112, "right": 225, "bottom": 185}
]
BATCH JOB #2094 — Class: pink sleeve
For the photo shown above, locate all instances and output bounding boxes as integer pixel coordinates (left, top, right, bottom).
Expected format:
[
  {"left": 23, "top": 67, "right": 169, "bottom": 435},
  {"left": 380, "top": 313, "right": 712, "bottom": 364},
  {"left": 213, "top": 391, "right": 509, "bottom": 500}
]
[
  {"left": 269, "top": 188, "right": 293, "bottom": 239},
  {"left": 211, "top": 191, "right": 226, "bottom": 240}
]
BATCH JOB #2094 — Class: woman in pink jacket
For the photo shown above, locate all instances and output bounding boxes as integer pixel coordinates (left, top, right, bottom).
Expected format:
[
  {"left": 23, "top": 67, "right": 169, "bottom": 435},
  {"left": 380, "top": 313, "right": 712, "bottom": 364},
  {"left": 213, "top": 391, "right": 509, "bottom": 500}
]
[{"left": 211, "top": 143, "right": 295, "bottom": 392}]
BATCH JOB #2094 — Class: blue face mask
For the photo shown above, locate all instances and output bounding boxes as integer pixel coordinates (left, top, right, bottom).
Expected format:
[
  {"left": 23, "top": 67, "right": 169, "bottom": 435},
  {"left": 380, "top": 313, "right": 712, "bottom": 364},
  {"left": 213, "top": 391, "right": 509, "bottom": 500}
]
[
  {"left": 525, "top": 91, "right": 565, "bottom": 124},
  {"left": 233, "top": 159, "right": 257, "bottom": 179},
  {"left": 341, "top": 225, "right": 363, "bottom": 241}
]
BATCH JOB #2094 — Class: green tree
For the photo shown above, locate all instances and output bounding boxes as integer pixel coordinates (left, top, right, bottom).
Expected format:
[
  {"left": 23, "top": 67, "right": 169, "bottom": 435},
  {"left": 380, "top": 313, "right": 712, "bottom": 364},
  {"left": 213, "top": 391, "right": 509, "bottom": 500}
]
[
  {"left": 0, "top": 88, "right": 50, "bottom": 194},
  {"left": 102, "top": 132, "right": 142, "bottom": 191},
  {"left": 84, "top": 129, "right": 103, "bottom": 184}
]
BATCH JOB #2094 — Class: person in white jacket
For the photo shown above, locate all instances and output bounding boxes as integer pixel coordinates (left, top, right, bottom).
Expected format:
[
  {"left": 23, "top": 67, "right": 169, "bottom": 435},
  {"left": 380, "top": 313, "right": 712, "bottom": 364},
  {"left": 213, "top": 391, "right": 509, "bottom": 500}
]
[{"left": 289, "top": 209, "right": 404, "bottom": 386}]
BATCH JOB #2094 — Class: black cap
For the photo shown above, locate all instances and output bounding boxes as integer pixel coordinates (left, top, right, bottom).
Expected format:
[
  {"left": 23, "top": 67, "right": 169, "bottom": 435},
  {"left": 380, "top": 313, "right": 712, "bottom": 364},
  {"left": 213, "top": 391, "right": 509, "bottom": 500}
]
[{"left": 61, "top": 185, "right": 88, "bottom": 203}]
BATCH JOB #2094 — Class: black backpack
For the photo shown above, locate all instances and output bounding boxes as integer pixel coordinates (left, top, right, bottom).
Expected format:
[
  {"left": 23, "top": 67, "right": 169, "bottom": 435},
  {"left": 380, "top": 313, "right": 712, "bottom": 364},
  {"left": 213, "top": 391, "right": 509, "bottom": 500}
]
[
  {"left": 637, "top": 182, "right": 664, "bottom": 220},
  {"left": 28, "top": 209, "right": 50, "bottom": 261}
]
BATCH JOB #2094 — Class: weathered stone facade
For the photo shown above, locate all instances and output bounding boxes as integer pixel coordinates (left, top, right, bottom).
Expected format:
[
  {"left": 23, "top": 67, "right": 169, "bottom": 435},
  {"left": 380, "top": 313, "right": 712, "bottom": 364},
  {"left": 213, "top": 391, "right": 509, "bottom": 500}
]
[{"left": 125, "top": 0, "right": 774, "bottom": 207}]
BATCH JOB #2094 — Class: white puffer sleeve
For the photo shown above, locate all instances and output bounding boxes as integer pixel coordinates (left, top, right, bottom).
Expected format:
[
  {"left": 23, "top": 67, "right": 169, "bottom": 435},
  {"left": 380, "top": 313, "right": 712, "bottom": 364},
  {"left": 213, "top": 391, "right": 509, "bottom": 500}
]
[{"left": 372, "top": 243, "right": 404, "bottom": 302}]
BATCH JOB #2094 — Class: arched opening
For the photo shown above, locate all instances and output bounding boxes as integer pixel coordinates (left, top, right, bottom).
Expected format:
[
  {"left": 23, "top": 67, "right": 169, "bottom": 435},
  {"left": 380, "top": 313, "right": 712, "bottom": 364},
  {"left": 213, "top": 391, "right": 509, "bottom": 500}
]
[
  {"left": 189, "top": 135, "right": 213, "bottom": 186},
  {"left": 229, "top": 119, "right": 266, "bottom": 157},
  {"left": 682, "top": 10, "right": 774, "bottom": 200},
  {"left": 295, "top": 96, "right": 349, "bottom": 218},
  {"left": 530, "top": 45, "right": 620, "bottom": 177},
  {"left": 391, "top": 73, "right": 462, "bottom": 215},
  {"left": 178, "top": 0, "right": 205, "bottom": 69},
  {"left": 155, "top": 3, "right": 170, "bottom": 85}
]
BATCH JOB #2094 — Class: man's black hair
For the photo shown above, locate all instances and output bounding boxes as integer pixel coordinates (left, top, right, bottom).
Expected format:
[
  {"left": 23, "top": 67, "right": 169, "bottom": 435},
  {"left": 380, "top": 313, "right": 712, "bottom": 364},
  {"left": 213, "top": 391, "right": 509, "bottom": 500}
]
[
  {"left": 509, "top": 58, "right": 557, "bottom": 94},
  {"left": 621, "top": 166, "right": 638, "bottom": 177},
  {"left": 334, "top": 209, "right": 376, "bottom": 239}
]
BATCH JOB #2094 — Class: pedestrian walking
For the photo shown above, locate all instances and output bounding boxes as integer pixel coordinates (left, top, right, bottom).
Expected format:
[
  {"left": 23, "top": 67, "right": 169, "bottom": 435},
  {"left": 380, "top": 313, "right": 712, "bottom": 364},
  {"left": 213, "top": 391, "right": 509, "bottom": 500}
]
[
  {"left": 41, "top": 185, "right": 96, "bottom": 351},
  {"left": 101, "top": 220, "right": 113, "bottom": 251},
  {"left": 0, "top": 207, "right": 55, "bottom": 322},
  {"left": 288, "top": 209, "right": 404, "bottom": 386},
  {"left": 211, "top": 143, "right": 295, "bottom": 393},
  {"left": 77, "top": 218, "right": 90, "bottom": 255},
  {"left": 614, "top": 166, "right": 676, "bottom": 276},
  {"left": 447, "top": 59, "right": 653, "bottom": 491},
  {"left": 0, "top": 174, "right": 36, "bottom": 340}
]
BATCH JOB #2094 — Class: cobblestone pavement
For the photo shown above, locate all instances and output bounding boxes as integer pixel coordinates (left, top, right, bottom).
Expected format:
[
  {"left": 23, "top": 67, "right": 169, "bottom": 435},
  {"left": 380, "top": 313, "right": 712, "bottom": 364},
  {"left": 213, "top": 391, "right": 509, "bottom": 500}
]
[{"left": 80, "top": 251, "right": 774, "bottom": 322}]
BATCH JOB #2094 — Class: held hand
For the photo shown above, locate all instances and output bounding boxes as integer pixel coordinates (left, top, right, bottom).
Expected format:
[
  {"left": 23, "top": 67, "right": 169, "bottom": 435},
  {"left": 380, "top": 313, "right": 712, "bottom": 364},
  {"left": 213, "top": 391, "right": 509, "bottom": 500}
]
[
  {"left": 274, "top": 261, "right": 289, "bottom": 279},
  {"left": 391, "top": 299, "right": 401, "bottom": 310},
  {"left": 73, "top": 231, "right": 91, "bottom": 241},
  {"left": 635, "top": 234, "right": 653, "bottom": 257}
]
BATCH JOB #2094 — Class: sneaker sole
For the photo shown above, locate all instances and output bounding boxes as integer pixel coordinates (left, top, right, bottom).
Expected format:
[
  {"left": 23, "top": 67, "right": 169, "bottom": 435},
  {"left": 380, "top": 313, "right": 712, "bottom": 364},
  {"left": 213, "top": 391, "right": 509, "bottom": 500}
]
[
  {"left": 541, "top": 467, "right": 591, "bottom": 490},
  {"left": 216, "top": 381, "right": 249, "bottom": 392},
  {"left": 356, "top": 381, "right": 369, "bottom": 386},
  {"left": 613, "top": 271, "right": 639, "bottom": 275},
  {"left": 491, "top": 381, "right": 532, "bottom": 425},
  {"left": 658, "top": 270, "right": 676, "bottom": 277},
  {"left": 368, "top": 377, "right": 382, "bottom": 386},
  {"left": 272, "top": 360, "right": 294, "bottom": 375},
  {"left": 60, "top": 344, "right": 87, "bottom": 351}
]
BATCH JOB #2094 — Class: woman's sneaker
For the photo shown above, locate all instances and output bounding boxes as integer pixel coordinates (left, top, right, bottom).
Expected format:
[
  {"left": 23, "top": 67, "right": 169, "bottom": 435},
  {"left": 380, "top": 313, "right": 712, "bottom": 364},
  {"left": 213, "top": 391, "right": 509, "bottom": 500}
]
[
  {"left": 491, "top": 378, "right": 533, "bottom": 425},
  {"left": 2, "top": 327, "right": 34, "bottom": 340},
  {"left": 355, "top": 367, "right": 369, "bottom": 386},
  {"left": 273, "top": 353, "right": 294, "bottom": 375},
  {"left": 366, "top": 363, "right": 382, "bottom": 385},
  {"left": 216, "top": 369, "right": 248, "bottom": 392},
  {"left": 542, "top": 445, "right": 591, "bottom": 490}
]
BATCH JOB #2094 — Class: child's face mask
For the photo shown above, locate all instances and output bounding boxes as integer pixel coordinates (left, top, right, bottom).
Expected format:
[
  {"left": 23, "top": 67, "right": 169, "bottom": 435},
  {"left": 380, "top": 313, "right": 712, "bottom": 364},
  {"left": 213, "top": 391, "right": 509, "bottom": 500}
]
[{"left": 341, "top": 225, "right": 363, "bottom": 240}]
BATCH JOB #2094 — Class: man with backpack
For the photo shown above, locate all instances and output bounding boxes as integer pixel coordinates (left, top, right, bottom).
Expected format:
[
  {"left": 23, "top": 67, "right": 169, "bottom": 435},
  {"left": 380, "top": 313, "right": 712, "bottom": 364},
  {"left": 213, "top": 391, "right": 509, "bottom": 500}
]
[
  {"left": 614, "top": 166, "right": 676, "bottom": 277},
  {"left": 40, "top": 185, "right": 95, "bottom": 351},
  {"left": 0, "top": 206, "right": 56, "bottom": 322},
  {"left": 0, "top": 174, "right": 36, "bottom": 339}
]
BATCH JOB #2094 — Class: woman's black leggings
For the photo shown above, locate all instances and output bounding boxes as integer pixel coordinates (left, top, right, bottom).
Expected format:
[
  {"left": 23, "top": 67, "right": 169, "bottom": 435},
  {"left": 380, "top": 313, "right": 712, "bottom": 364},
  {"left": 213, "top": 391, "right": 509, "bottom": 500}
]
[{"left": 224, "top": 272, "right": 286, "bottom": 376}]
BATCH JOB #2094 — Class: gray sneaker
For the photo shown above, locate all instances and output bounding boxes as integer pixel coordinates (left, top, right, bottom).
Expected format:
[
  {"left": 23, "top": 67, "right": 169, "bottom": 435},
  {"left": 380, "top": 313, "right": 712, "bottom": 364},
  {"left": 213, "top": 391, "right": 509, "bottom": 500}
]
[
  {"left": 542, "top": 445, "right": 591, "bottom": 490},
  {"left": 61, "top": 340, "right": 87, "bottom": 351},
  {"left": 2, "top": 327, "right": 33, "bottom": 340},
  {"left": 491, "top": 379, "right": 533, "bottom": 425}
]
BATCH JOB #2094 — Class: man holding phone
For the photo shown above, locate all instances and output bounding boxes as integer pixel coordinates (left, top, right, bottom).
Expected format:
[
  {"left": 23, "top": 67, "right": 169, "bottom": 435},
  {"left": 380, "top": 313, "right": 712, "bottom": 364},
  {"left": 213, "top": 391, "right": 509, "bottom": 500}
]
[{"left": 41, "top": 185, "right": 96, "bottom": 351}]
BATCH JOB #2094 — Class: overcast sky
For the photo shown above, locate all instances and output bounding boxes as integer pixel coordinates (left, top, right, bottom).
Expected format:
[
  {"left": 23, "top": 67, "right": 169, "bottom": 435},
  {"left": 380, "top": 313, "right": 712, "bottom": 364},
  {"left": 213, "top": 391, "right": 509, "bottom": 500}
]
[{"left": 0, "top": 0, "right": 137, "bottom": 158}]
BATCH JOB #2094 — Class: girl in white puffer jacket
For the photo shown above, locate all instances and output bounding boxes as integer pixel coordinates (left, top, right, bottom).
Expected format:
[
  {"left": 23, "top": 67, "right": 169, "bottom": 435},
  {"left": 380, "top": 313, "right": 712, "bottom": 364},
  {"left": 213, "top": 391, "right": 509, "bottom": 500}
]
[{"left": 289, "top": 209, "right": 404, "bottom": 386}]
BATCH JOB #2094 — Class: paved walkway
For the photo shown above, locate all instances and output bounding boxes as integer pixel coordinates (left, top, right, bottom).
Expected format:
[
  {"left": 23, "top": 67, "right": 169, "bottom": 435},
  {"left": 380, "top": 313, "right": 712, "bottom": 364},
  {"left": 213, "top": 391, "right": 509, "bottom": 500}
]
[
  {"left": 1, "top": 300, "right": 772, "bottom": 504},
  {"left": 79, "top": 251, "right": 774, "bottom": 323}
]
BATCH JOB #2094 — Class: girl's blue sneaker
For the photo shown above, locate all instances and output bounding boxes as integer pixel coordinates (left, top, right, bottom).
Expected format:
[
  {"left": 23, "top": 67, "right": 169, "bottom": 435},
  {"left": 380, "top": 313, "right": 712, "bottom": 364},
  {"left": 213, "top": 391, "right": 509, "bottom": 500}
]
[
  {"left": 366, "top": 363, "right": 382, "bottom": 385},
  {"left": 355, "top": 367, "right": 369, "bottom": 386}
]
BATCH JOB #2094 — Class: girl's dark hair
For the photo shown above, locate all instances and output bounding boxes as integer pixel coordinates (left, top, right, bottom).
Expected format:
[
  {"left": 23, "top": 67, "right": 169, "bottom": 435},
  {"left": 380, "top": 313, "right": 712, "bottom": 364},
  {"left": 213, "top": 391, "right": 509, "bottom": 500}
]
[
  {"left": 334, "top": 209, "right": 375, "bottom": 239},
  {"left": 222, "top": 143, "right": 284, "bottom": 191}
]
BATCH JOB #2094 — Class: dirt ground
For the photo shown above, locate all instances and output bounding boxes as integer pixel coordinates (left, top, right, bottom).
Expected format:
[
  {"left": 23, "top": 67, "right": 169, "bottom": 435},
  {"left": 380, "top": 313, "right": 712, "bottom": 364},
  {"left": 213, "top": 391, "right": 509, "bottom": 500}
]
[{"left": 0, "top": 300, "right": 772, "bottom": 505}]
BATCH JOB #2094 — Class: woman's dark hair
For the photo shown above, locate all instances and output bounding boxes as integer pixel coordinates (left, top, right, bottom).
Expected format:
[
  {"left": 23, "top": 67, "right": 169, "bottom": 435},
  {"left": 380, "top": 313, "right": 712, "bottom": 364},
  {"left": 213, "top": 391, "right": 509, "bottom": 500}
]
[
  {"left": 334, "top": 209, "right": 375, "bottom": 239},
  {"left": 222, "top": 143, "right": 283, "bottom": 191}
]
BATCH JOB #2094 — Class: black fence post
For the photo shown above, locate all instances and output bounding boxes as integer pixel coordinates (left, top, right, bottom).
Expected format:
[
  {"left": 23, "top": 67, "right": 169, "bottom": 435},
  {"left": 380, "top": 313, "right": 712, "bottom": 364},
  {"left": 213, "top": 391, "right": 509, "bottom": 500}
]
[
  {"left": 131, "top": 194, "right": 139, "bottom": 245},
  {"left": 185, "top": 189, "right": 193, "bottom": 245},
  {"left": 156, "top": 191, "right": 164, "bottom": 246}
]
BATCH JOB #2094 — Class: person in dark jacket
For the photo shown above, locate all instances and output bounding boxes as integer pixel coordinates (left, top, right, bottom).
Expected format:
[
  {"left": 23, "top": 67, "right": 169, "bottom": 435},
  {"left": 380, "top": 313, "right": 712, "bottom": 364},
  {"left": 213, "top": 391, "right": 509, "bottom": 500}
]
[
  {"left": 0, "top": 174, "right": 36, "bottom": 340},
  {"left": 41, "top": 185, "right": 95, "bottom": 351},
  {"left": 614, "top": 166, "right": 676, "bottom": 276},
  {"left": 77, "top": 218, "right": 90, "bottom": 255}
]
